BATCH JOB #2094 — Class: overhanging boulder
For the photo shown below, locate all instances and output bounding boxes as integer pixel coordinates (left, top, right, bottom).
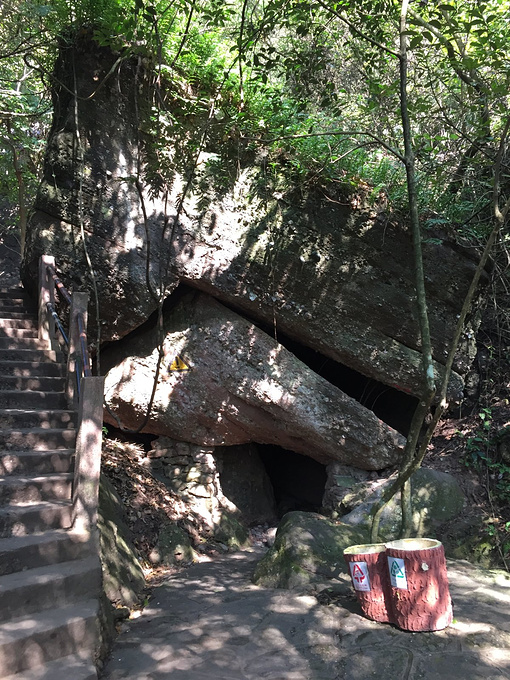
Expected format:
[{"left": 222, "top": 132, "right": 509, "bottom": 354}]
[
  {"left": 21, "top": 33, "right": 175, "bottom": 341},
  {"left": 22, "top": 35, "right": 484, "bottom": 400},
  {"left": 102, "top": 292, "right": 405, "bottom": 469}
]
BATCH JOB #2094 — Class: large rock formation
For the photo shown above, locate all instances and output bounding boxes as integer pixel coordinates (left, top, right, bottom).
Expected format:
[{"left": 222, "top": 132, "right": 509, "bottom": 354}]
[
  {"left": 21, "top": 35, "right": 485, "bottom": 403},
  {"left": 21, "top": 33, "right": 174, "bottom": 341},
  {"left": 323, "top": 467, "right": 465, "bottom": 539},
  {"left": 252, "top": 511, "right": 368, "bottom": 589},
  {"left": 102, "top": 292, "right": 405, "bottom": 469}
]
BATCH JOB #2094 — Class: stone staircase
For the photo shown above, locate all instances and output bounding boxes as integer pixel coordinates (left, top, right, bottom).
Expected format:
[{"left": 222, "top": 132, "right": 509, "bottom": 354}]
[{"left": 0, "top": 287, "right": 101, "bottom": 679}]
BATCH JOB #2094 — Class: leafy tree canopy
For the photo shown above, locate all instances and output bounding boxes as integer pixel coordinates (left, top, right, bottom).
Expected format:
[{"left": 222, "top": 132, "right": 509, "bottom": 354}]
[{"left": 1, "top": 0, "right": 509, "bottom": 237}]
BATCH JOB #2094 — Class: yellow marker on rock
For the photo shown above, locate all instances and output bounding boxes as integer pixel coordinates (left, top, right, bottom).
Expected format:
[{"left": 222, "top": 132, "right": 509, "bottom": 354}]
[{"left": 169, "top": 356, "right": 190, "bottom": 371}]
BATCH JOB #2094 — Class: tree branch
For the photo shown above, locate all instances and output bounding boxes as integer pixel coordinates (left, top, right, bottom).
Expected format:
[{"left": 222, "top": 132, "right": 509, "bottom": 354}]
[
  {"left": 314, "top": 0, "right": 400, "bottom": 59},
  {"left": 241, "top": 129, "right": 405, "bottom": 163}
]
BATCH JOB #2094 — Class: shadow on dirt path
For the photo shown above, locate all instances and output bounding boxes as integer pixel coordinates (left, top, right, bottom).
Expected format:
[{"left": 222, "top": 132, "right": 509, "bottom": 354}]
[{"left": 101, "top": 547, "right": 510, "bottom": 680}]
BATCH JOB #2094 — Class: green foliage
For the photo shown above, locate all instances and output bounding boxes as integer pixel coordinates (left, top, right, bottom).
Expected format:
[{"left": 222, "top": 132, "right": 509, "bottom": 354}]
[
  {"left": 1, "top": 0, "right": 510, "bottom": 242},
  {"left": 460, "top": 408, "right": 510, "bottom": 565}
]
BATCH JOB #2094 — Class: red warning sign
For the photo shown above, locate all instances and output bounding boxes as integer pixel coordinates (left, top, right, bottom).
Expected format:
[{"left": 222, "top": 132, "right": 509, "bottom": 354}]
[{"left": 349, "top": 561, "right": 371, "bottom": 592}]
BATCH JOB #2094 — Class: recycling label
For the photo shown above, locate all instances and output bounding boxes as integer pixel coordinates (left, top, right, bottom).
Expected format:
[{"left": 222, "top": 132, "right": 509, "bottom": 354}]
[
  {"left": 349, "top": 561, "right": 371, "bottom": 592},
  {"left": 388, "top": 556, "right": 408, "bottom": 589}
]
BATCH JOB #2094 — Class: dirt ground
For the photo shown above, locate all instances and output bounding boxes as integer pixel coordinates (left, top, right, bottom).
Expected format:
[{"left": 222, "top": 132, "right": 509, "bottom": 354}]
[{"left": 100, "top": 544, "right": 510, "bottom": 680}]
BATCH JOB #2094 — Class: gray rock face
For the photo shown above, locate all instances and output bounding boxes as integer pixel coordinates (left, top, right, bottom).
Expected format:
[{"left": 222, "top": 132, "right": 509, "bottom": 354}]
[
  {"left": 148, "top": 524, "right": 197, "bottom": 566},
  {"left": 98, "top": 475, "right": 145, "bottom": 606},
  {"left": 322, "top": 462, "right": 372, "bottom": 516},
  {"left": 21, "top": 37, "right": 484, "bottom": 402},
  {"left": 21, "top": 35, "right": 174, "bottom": 341},
  {"left": 216, "top": 444, "right": 277, "bottom": 526},
  {"left": 103, "top": 292, "right": 405, "bottom": 469},
  {"left": 252, "top": 511, "right": 368, "bottom": 589},
  {"left": 337, "top": 467, "right": 465, "bottom": 539}
]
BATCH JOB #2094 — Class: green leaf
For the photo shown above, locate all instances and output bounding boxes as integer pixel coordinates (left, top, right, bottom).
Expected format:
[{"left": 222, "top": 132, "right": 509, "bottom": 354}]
[{"left": 409, "top": 35, "right": 423, "bottom": 49}]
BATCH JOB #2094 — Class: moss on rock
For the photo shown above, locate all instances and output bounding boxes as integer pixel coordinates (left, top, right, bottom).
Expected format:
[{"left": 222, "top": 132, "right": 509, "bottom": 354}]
[
  {"left": 340, "top": 468, "right": 465, "bottom": 540},
  {"left": 149, "top": 524, "right": 198, "bottom": 566},
  {"left": 98, "top": 475, "right": 145, "bottom": 607},
  {"left": 252, "top": 511, "right": 368, "bottom": 590},
  {"left": 214, "top": 511, "right": 250, "bottom": 550}
]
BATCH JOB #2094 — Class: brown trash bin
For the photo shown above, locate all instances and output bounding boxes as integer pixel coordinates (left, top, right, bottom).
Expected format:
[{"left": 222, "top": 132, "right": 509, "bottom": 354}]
[
  {"left": 385, "top": 538, "right": 453, "bottom": 632},
  {"left": 343, "top": 543, "right": 394, "bottom": 623}
]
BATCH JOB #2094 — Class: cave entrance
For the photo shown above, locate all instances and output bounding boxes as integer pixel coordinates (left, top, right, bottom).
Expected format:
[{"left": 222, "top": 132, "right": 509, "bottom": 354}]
[
  {"left": 258, "top": 444, "right": 327, "bottom": 519},
  {"left": 268, "top": 336, "right": 419, "bottom": 437},
  {"left": 217, "top": 443, "right": 328, "bottom": 526}
]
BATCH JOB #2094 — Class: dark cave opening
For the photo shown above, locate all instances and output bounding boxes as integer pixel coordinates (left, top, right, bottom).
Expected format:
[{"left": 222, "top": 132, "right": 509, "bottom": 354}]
[
  {"left": 257, "top": 444, "right": 327, "bottom": 519},
  {"left": 275, "top": 335, "right": 419, "bottom": 436}
]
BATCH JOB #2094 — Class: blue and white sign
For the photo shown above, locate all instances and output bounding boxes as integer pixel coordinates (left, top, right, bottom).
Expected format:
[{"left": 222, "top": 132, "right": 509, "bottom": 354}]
[{"left": 388, "top": 556, "right": 408, "bottom": 589}]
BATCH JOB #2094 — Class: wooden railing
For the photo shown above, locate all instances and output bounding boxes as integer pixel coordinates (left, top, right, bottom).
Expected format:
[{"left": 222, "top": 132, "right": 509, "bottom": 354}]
[{"left": 38, "top": 255, "right": 104, "bottom": 547}]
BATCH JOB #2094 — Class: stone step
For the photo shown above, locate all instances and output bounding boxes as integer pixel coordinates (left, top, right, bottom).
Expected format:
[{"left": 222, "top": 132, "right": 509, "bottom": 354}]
[
  {"left": 0, "top": 289, "right": 27, "bottom": 298},
  {"left": 0, "top": 409, "right": 75, "bottom": 430},
  {"left": 0, "top": 308, "right": 37, "bottom": 320},
  {"left": 0, "top": 327, "right": 38, "bottom": 339},
  {"left": 0, "top": 599, "right": 98, "bottom": 676},
  {"left": 0, "top": 427, "right": 76, "bottom": 451},
  {"left": 0, "top": 390, "right": 68, "bottom": 409},
  {"left": 0, "top": 290, "right": 25, "bottom": 307},
  {"left": 0, "top": 337, "right": 59, "bottom": 351},
  {"left": 0, "top": 449, "right": 75, "bottom": 476},
  {"left": 0, "top": 376, "right": 66, "bottom": 391},
  {"left": 0, "top": 293, "right": 30, "bottom": 301},
  {"left": 0, "top": 654, "right": 97, "bottom": 680},
  {"left": 0, "top": 529, "right": 91, "bottom": 577},
  {"left": 0, "top": 361, "right": 65, "bottom": 377},
  {"left": 0, "top": 349, "right": 63, "bottom": 363},
  {"left": 0, "top": 311, "right": 37, "bottom": 321},
  {"left": 0, "top": 319, "right": 38, "bottom": 330},
  {"left": 0, "top": 555, "right": 101, "bottom": 624},
  {"left": 0, "top": 297, "right": 35, "bottom": 306},
  {"left": 0, "top": 474, "right": 73, "bottom": 505},
  {"left": 0, "top": 500, "right": 72, "bottom": 537}
]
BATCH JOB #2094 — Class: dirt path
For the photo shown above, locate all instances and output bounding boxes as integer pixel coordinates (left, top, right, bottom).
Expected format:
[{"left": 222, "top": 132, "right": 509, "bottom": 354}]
[{"left": 101, "top": 548, "right": 510, "bottom": 680}]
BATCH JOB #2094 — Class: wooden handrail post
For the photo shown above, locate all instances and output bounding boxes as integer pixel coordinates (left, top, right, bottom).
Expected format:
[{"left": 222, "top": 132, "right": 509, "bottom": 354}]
[
  {"left": 38, "top": 255, "right": 55, "bottom": 350},
  {"left": 66, "top": 292, "right": 89, "bottom": 407},
  {"left": 72, "top": 375, "right": 105, "bottom": 549}
]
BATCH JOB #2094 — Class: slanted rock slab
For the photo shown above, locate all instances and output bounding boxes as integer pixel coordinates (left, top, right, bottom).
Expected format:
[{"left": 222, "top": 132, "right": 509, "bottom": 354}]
[{"left": 103, "top": 291, "right": 405, "bottom": 469}]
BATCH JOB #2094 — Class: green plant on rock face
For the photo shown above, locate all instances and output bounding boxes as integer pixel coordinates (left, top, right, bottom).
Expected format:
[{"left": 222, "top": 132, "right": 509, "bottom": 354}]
[
  {"left": 461, "top": 408, "right": 493, "bottom": 470},
  {"left": 463, "top": 409, "right": 510, "bottom": 504},
  {"left": 460, "top": 408, "right": 510, "bottom": 568}
]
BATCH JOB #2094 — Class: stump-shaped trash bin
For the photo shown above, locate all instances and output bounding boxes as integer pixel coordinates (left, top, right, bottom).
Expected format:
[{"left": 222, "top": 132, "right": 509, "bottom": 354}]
[
  {"left": 385, "top": 538, "right": 452, "bottom": 632},
  {"left": 343, "top": 543, "right": 393, "bottom": 623}
]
